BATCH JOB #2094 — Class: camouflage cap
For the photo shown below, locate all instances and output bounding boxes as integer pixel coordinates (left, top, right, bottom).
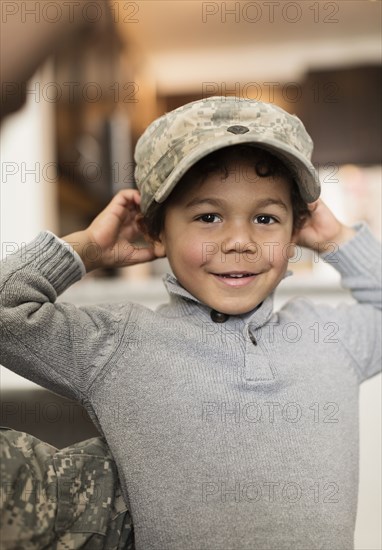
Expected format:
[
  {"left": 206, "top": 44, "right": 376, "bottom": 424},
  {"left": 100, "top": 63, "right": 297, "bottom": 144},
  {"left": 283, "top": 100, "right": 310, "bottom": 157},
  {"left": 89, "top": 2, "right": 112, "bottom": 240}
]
[{"left": 134, "top": 96, "right": 320, "bottom": 214}]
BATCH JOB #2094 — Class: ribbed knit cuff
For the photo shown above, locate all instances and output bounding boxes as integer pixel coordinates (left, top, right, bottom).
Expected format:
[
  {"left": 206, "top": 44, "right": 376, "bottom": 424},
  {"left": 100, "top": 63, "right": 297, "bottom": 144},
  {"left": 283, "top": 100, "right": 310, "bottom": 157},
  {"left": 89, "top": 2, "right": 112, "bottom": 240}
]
[
  {"left": 19, "top": 231, "right": 85, "bottom": 295},
  {"left": 45, "top": 230, "right": 86, "bottom": 278},
  {"left": 321, "top": 222, "right": 381, "bottom": 281}
]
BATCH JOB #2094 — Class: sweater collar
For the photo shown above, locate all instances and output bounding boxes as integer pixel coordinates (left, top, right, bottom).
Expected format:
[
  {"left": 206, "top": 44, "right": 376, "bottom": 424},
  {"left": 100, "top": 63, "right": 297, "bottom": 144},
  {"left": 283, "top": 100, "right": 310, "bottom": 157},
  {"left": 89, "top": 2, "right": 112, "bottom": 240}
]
[{"left": 161, "top": 270, "right": 293, "bottom": 328}]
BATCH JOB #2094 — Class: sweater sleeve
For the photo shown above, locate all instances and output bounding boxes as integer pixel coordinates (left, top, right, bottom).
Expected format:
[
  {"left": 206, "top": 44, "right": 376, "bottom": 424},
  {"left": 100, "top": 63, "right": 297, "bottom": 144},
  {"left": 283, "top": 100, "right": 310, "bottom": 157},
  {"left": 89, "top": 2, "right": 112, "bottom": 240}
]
[
  {"left": 317, "top": 222, "right": 381, "bottom": 382},
  {"left": 0, "top": 231, "right": 131, "bottom": 402}
]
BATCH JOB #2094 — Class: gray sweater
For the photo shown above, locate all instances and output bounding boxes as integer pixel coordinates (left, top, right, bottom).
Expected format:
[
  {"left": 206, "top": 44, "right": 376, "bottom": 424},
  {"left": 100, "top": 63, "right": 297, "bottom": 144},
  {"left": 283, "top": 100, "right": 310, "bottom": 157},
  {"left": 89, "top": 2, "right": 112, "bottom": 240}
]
[{"left": 0, "top": 223, "right": 381, "bottom": 550}]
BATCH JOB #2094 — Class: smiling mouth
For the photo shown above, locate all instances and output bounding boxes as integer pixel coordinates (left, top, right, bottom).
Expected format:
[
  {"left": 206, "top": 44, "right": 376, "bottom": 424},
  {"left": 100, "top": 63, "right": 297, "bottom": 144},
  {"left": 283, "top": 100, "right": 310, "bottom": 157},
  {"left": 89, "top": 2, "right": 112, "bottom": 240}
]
[
  {"left": 210, "top": 271, "right": 259, "bottom": 287},
  {"left": 212, "top": 271, "right": 257, "bottom": 278}
]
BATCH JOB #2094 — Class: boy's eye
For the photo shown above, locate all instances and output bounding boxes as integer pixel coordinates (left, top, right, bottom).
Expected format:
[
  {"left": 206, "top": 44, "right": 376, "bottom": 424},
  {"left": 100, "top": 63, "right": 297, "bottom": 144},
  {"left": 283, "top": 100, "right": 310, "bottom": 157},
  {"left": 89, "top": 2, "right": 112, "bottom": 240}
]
[
  {"left": 197, "top": 213, "right": 221, "bottom": 223},
  {"left": 254, "top": 215, "right": 277, "bottom": 225}
]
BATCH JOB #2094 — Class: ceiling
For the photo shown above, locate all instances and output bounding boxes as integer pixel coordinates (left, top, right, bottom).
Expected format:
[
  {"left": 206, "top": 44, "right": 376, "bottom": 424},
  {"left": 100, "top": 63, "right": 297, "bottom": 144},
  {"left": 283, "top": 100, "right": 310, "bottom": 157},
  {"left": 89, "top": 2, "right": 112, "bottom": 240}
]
[{"left": 117, "top": 0, "right": 381, "bottom": 93}]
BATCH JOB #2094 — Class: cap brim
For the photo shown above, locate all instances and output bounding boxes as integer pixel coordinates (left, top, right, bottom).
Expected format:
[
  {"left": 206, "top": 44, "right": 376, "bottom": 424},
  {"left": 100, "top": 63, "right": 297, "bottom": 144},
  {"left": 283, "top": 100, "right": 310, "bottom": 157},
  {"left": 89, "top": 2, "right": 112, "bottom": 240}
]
[{"left": 154, "top": 133, "right": 320, "bottom": 206}]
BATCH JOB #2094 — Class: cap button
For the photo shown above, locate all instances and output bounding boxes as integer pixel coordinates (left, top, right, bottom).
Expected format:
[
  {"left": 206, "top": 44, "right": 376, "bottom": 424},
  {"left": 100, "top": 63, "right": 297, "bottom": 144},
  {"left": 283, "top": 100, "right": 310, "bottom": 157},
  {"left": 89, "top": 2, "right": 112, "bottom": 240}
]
[
  {"left": 227, "top": 125, "right": 250, "bottom": 135},
  {"left": 210, "top": 310, "right": 229, "bottom": 323}
]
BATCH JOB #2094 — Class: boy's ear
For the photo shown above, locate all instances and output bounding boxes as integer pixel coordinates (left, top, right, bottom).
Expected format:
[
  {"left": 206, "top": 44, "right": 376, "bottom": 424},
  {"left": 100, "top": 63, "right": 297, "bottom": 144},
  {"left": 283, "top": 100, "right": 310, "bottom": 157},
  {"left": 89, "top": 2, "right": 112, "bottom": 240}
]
[
  {"left": 286, "top": 243, "right": 296, "bottom": 259},
  {"left": 152, "top": 238, "right": 166, "bottom": 258},
  {"left": 286, "top": 230, "right": 298, "bottom": 259},
  {"left": 136, "top": 214, "right": 167, "bottom": 258}
]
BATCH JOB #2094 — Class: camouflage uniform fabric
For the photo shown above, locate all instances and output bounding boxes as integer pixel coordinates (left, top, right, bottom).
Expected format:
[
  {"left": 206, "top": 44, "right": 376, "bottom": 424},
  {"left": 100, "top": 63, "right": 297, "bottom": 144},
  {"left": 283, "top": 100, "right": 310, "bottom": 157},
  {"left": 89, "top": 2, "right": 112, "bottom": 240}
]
[{"left": 0, "top": 428, "right": 134, "bottom": 549}]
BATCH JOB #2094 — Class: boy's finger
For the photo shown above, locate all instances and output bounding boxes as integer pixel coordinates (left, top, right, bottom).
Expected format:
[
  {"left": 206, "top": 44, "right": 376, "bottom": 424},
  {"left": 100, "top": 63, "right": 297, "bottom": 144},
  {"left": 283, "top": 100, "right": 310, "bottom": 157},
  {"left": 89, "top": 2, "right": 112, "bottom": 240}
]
[
  {"left": 120, "top": 245, "right": 158, "bottom": 266},
  {"left": 103, "top": 190, "right": 141, "bottom": 222},
  {"left": 110, "top": 189, "right": 141, "bottom": 206}
]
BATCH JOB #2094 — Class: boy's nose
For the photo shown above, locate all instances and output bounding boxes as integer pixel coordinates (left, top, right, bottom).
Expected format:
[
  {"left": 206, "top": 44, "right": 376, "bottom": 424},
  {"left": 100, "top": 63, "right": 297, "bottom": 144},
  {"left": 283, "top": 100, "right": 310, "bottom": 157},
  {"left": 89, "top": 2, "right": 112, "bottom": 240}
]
[
  {"left": 219, "top": 222, "right": 259, "bottom": 256},
  {"left": 221, "top": 240, "right": 259, "bottom": 256}
]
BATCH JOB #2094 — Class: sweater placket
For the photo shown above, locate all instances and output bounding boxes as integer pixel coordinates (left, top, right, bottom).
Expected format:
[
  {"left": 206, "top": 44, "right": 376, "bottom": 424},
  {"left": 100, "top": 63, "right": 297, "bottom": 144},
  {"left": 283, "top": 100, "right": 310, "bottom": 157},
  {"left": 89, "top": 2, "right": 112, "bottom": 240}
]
[{"left": 242, "top": 324, "right": 275, "bottom": 385}]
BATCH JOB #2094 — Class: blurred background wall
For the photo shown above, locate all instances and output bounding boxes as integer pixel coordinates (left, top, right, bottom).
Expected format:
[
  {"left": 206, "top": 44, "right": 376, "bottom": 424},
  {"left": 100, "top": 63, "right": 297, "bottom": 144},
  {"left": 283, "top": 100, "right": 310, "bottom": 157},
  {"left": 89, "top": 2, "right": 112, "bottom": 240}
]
[{"left": 0, "top": 1, "right": 381, "bottom": 548}]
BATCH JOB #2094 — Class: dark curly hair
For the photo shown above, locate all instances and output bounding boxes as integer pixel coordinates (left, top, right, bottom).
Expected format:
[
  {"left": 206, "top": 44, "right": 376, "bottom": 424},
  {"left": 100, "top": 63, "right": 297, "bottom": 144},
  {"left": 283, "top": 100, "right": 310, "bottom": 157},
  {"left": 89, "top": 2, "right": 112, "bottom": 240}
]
[{"left": 141, "top": 145, "right": 311, "bottom": 240}]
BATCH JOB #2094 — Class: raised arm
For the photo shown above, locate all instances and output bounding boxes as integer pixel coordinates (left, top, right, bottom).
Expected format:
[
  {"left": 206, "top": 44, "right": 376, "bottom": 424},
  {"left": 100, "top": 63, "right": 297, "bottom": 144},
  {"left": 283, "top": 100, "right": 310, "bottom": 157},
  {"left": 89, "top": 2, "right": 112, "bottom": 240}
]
[
  {"left": 0, "top": 190, "right": 159, "bottom": 400},
  {"left": 292, "top": 199, "right": 381, "bottom": 381},
  {"left": 293, "top": 199, "right": 381, "bottom": 309}
]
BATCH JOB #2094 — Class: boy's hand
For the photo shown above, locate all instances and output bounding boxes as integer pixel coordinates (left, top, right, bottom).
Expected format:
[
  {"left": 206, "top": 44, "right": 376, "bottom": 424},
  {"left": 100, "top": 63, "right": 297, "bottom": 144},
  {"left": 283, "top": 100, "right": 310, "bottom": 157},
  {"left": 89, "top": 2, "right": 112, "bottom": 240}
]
[
  {"left": 62, "top": 190, "right": 160, "bottom": 272},
  {"left": 292, "top": 199, "right": 356, "bottom": 254}
]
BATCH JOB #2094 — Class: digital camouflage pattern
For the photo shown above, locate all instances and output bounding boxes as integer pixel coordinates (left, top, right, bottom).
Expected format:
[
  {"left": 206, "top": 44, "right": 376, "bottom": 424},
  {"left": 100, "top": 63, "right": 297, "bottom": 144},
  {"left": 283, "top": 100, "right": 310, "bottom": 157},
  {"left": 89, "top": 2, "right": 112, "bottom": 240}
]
[
  {"left": 0, "top": 428, "right": 134, "bottom": 549},
  {"left": 134, "top": 95, "right": 320, "bottom": 214}
]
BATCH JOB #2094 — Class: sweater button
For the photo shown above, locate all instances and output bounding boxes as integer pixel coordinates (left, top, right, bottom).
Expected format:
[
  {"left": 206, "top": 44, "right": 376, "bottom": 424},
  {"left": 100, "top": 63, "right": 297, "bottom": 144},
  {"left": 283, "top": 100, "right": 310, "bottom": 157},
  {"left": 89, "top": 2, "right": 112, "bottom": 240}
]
[
  {"left": 249, "top": 331, "right": 258, "bottom": 346},
  {"left": 210, "top": 310, "right": 229, "bottom": 323}
]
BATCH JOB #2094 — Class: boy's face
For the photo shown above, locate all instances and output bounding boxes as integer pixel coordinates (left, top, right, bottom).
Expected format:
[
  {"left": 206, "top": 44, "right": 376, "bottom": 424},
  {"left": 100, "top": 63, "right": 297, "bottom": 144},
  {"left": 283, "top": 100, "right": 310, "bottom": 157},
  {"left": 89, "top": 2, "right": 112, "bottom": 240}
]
[{"left": 153, "top": 160, "right": 296, "bottom": 315}]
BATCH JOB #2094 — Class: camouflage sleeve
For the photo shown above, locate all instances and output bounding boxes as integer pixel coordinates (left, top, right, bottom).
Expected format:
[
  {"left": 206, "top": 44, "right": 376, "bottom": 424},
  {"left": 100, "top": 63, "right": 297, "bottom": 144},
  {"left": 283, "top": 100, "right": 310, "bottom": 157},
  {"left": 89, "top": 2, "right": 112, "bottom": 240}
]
[{"left": 0, "top": 428, "right": 134, "bottom": 549}]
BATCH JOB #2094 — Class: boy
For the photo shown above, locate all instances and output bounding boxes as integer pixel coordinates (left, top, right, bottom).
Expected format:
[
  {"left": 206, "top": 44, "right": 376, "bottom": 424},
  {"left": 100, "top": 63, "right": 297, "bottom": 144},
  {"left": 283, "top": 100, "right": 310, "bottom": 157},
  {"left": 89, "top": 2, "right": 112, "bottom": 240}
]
[{"left": 0, "top": 96, "right": 381, "bottom": 549}]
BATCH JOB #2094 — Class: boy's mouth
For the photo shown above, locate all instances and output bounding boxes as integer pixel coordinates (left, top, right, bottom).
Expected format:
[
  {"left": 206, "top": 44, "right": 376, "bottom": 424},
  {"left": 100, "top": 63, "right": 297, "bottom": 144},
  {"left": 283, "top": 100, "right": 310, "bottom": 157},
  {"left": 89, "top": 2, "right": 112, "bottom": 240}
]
[
  {"left": 211, "top": 271, "right": 258, "bottom": 287},
  {"left": 215, "top": 272, "right": 254, "bottom": 279},
  {"left": 212, "top": 271, "right": 257, "bottom": 278}
]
